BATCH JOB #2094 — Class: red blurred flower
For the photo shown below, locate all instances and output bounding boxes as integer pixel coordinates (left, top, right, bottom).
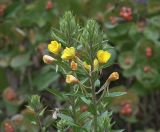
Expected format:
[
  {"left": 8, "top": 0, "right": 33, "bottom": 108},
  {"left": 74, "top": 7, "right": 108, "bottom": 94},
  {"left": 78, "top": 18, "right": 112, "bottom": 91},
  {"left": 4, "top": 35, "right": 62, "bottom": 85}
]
[
  {"left": 45, "top": 0, "right": 54, "bottom": 11},
  {"left": 3, "top": 87, "right": 16, "bottom": 101},
  {"left": 119, "top": 6, "right": 133, "bottom": 21},
  {"left": 145, "top": 47, "right": 153, "bottom": 58},
  {"left": 4, "top": 122, "right": 14, "bottom": 132},
  {"left": 0, "top": 4, "right": 6, "bottom": 16},
  {"left": 120, "top": 102, "right": 132, "bottom": 116}
]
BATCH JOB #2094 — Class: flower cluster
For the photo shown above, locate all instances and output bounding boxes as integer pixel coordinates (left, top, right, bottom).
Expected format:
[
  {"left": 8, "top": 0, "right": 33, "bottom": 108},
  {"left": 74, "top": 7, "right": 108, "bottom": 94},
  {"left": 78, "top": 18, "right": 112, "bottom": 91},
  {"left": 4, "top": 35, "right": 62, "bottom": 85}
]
[
  {"left": 84, "top": 50, "right": 111, "bottom": 71},
  {"left": 43, "top": 40, "right": 111, "bottom": 84}
]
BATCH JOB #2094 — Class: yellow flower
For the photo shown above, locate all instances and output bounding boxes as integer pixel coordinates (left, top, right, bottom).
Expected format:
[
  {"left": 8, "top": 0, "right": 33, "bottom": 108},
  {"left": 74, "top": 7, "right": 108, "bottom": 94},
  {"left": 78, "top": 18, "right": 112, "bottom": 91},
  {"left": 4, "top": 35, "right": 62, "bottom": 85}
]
[
  {"left": 93, "top": 58, "right": 99, "bottom": 69},
  {"left": 43, "top": 55, "right": 56, "bottom": 64},
  {"left": 48, "top": 41, "right": 61, "bottom": 54},
  {"left": 83, "top": 62, "right": 91, "bottom": 71},
  {"left": 97, "top": 50, "right": 111, "bottom": 64},
  {"left": 70, "top": 60, "right": 77, "bottom": 71},
  {"left": 108, "top": 72, "right": 119, "bottom": 81},
  {"left": 61, "top": 47, "right": 75, "bottom": 60},
  {"left": 66, "top": 75, "right": 79, "bottom": 84}
]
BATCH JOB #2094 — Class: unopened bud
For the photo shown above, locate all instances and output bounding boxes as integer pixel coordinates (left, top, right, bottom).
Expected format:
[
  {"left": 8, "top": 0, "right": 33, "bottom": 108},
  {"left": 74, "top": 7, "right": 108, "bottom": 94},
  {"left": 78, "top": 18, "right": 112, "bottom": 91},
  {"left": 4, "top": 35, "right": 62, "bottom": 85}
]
[
  {"left": 43, "top": 55, "right": 56, "bottom": 64},
  {"left": 108, "top": 72, "right": 119, "bottom": 81},
  {"left": 70, "top": 61, "right": 77, "bottom": 71},
  {"left": 66, "top": 75, "right": 79, "bottom": 84},
  {"left": 80, "top": 104, "right": 88, "bottom": 112}
]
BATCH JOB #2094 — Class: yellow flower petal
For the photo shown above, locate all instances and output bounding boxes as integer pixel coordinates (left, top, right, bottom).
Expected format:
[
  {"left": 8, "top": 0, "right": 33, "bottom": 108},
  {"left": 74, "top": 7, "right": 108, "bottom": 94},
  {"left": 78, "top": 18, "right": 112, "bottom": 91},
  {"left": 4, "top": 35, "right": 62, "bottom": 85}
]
[
  {"left": 97, "top": 50, "right": 111, "bottom": 64},
  {"left": 61, "top": 47, "right": 75, "bottom": 60},
  {"left": 48, "top": 41, "right": 61, "bottom": 54}
]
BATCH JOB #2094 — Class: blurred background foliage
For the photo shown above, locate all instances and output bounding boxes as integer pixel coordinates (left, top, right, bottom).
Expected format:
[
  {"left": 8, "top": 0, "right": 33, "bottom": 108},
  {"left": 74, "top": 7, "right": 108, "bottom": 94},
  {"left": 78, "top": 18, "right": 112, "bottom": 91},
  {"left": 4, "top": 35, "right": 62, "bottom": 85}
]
[{"left": 0, "top": 0, "right": 160, "bottom": 131}]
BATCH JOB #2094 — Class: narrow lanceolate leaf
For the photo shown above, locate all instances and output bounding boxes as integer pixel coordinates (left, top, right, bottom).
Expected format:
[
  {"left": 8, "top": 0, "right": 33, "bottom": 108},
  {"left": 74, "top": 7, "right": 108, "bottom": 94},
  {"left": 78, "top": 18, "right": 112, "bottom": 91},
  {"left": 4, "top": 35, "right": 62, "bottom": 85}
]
[
  {"left": 64, "top": 92, "right": 92, "bottom": 98},
  {"left": 80, "top": 97, "right": 91, "bottom": 105},
  {"left": 58, "top": 113, "right": 74, "bottom": 122},
  {"left": 105, "top": 92, "right": 126, "bottom": 98},
  {"left": 58, "top": 114, "right": 79, "bottom": 127},
  {"left": 79, "top": 112, "right": 92, "bottom": 121},
  {"left": 47, "top": 88, "right": 66, "bottom": 100}
]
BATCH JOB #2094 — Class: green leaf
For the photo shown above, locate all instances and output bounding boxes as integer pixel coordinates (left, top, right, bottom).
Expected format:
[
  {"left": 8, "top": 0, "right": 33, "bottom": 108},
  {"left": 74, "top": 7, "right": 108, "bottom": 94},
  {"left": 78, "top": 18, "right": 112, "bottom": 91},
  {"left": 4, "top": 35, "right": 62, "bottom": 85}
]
[
  {"left": 58, "top": 113, "right": 88, "bottom": 131},
  {"left": 144, "top": 26, "right": 159, "bottom": 43},
  {"left": 5, "top": 2, "right": 22, "bottom": 17},
  {"left": 83, "top": 120, "right": 92, "bottom": 131},
  {"left": 39, "top": 107, "right": 47, "bottom": 117},
  {"left": 79, "top": 112, "right": 92, "bottom": 121},
  {"left": 80, "top": 97, "right": 91, "bottom": 105},
  {"left": 47, "top": 88, "right": 66, "bottom": 100},
  {"left": 58, "top": 113, "right": 73, "bottom": 121},
  {"left": 33, "top": 71, "right": 59, "bottom": 91},
  {"left": 10, "top": 53, "right": 31, "bottom": 68},
  {"left": 51, "top": 29, "right": 66, "bottom": 44},
  {"left": 64, "top": 93, "right": 91, "bottom": 97},
  {"left": 106, "top": 92, "right": 126, "bottom": 98},
  {"left": 150, "top": 15, "right": 160, "bottom": 28}
]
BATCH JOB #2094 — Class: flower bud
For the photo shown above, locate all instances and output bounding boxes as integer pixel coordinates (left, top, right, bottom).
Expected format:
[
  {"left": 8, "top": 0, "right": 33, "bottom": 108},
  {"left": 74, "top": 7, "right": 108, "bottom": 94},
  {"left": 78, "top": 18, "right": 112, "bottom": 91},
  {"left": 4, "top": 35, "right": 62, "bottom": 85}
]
[
  {"left": 83, "top": 62, "right": 91, "bottom": 71},
  {"left": 108, "top": 72, "right": 119, "bottom": 81},
  {"left": 43, "top": 55, "right": 56, "bottom": 64},
  {"left": 66, "top": 75, "right": 79, "bottom": 84},
  {"left": 80, "top": 104, "right": 88, "bottom": 112},
  {"left": 70, "top": 60, "right": 77, "bottom": 71},
  {"left": 93, "top": 58, "right": 99, "bottom": 69}
]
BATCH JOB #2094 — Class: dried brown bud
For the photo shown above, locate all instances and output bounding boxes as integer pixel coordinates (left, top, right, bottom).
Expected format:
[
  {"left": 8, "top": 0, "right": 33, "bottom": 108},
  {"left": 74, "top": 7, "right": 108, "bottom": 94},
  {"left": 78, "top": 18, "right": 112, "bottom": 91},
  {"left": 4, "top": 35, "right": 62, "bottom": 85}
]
[
  {"left": 108, "top": 72, "right": 119, "bottom": 81},
  {"left": 80, "top": 104, "right": 88, "bottom": 112},
  {"left": 43, "top": 55, "right": 56, "bottom": 64},
  {"left": 66, "top": 75, "right": 79, "bottom": 84},
  {"left": 70, "top": 60, "right": 77, "bottom": 71}
]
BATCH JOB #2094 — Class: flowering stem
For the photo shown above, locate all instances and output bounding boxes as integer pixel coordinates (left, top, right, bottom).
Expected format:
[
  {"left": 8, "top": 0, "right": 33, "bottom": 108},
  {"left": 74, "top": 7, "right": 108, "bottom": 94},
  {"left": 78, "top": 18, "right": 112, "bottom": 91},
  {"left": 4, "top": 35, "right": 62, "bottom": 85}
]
[
  {"left": 35, "top": 113, "right": 43, "bottom": 131},
  {"left": 88, "top": 39, "right": 98, "bottom": 131},
  {"left": 71, "top": 96, "right": 78, "bottom": 131},
  {"left": 90, "top": 73, "right": 98, "bottom": 132},
  {"left": 70, "top": 83, "right": 79, "bottom": 131}
]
